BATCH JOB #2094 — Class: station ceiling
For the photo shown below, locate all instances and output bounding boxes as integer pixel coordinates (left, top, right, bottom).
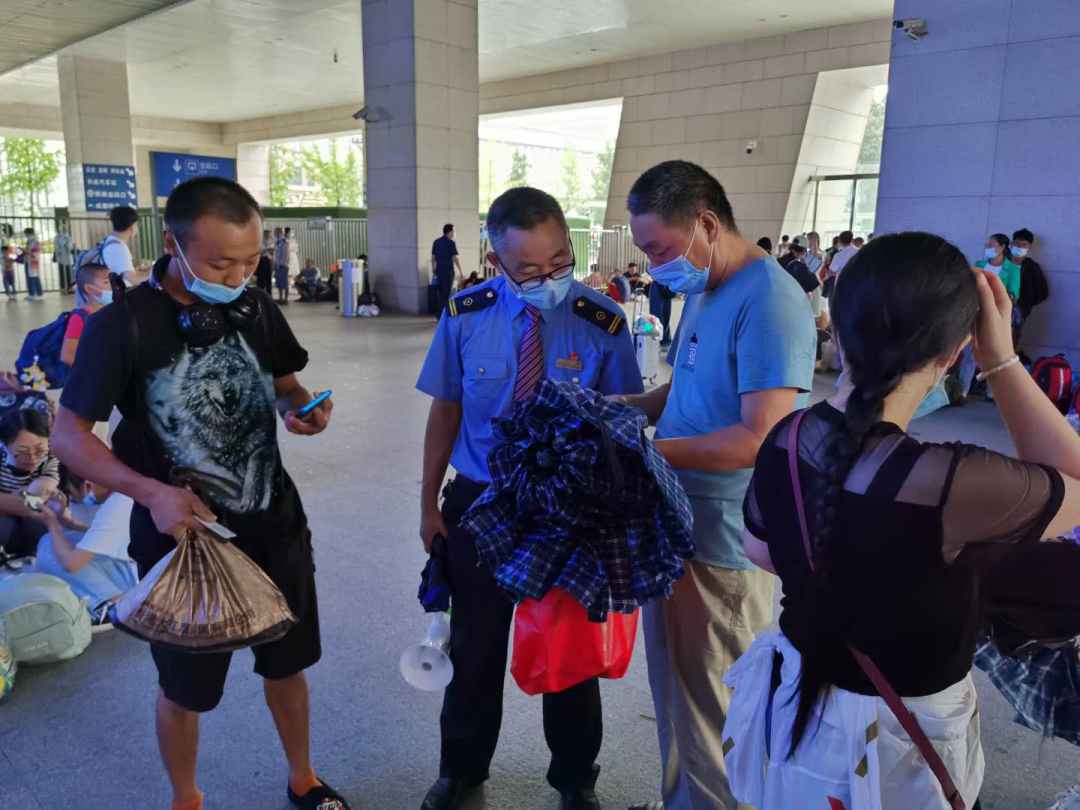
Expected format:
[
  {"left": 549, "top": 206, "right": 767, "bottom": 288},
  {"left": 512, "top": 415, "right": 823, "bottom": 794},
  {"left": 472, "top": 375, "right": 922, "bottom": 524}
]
[{"left": 0, "top": 0, "right": 892, "bottom": 123}]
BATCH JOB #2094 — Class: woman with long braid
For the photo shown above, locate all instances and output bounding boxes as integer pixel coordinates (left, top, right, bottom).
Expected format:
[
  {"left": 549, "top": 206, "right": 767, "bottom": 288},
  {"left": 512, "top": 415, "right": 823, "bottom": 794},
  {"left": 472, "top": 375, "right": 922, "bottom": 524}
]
[{"left": 722, "top": 232, "right": 1080, "bottom": 809}]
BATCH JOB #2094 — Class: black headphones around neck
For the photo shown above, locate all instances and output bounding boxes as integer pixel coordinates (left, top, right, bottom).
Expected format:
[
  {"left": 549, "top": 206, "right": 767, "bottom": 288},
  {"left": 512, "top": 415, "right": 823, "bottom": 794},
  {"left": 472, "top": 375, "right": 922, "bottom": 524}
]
[{"left": 143, "top": 255, "right": 261, "bottom": 349}]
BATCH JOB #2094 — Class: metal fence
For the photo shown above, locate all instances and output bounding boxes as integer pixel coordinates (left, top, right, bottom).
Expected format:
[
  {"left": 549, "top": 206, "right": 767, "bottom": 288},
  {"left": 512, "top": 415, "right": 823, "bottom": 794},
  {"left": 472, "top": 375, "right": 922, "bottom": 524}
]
[{"left": 3, "top": 212, "right": 640, "bottom": 295}]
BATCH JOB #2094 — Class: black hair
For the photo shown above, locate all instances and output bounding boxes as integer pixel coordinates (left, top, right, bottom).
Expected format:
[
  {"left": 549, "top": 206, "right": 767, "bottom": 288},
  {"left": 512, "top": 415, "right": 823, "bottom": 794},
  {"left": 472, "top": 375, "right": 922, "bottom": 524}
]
[
  {"left": 23, "top": 227, "right": 34, "bottom": 236},
  {"left": 443, "top": 223, "right": 454, "bottom": 235},
  {"left": 832, "top": 236, "right": 840, "bottom": 245},
  {"left": 627, "top": 160, "right": 736, "bottom": 231},
  {"left": 838, "top": 230, "right": 854, "bottom": 245},
  {"left": 628, "top": 261, "right": 638, "bottom": 268},
  {"left": 358, "top": 253, "right": 367, "bottom": 261},
  {"left": 0, "top": 223, "right": 11, "bottom": 238},
  {"left": 75, "top": 261, "right": 109, "bottom": 299},
  {"left": 164, "top": 177, "right": 261, "bottom": 245},
  {"left": 789, "top": 231, "right": 979, "bottom": 755},
  {"left": 109, "top": 205, "right": 139, "bottom": 232},
  {"left": 990, "top": 233, "right": 1010, "bottom": 249},
  {"left": 757, "top": 237, "right": 773, "bottom": 253},
  {"left": 1013, "top": 228, "right": 1035, "bottom": 244},
  {"left": 486, "top": 186, "right": 568, "bottom": 251},
  {"left": 781, "top": 234, "right": 789, "bottom": 241},
  {"left": 0, "top": 408, "right": 50, "bottom": 444}
]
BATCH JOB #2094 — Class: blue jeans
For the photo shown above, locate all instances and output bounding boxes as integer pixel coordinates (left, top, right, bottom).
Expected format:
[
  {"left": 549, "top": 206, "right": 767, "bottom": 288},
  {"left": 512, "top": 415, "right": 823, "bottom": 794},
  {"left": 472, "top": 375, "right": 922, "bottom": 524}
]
[
  {"left": 35, "top": 533, "right": 137, "bottom": 610},
  {"left": 25, "top": 273, "right": 42, "bottom": 297}
]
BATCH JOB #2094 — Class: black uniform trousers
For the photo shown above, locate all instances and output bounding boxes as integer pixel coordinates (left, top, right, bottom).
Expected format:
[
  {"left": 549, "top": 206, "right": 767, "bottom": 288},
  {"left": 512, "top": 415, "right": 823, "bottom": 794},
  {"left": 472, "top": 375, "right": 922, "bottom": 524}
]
[{"left": 438, "top": 476, "right": 603, "bottom": 792}]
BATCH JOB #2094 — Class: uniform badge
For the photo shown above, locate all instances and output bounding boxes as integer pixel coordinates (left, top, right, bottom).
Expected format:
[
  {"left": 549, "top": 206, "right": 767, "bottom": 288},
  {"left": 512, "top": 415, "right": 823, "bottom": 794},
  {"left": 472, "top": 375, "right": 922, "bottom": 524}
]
[{"left": 556, "top": 352, "right": 583, "bottom": 371}]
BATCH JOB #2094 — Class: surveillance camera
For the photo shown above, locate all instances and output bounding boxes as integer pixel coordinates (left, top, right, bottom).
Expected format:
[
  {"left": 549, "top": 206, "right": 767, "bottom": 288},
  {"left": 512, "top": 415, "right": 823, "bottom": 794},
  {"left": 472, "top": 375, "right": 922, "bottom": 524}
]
[
  {"left": 894, "top": 18, "right": 928, "bottom": 40},
  {"left": 745, "top": 139, "right": 758, "bottom": 155}
]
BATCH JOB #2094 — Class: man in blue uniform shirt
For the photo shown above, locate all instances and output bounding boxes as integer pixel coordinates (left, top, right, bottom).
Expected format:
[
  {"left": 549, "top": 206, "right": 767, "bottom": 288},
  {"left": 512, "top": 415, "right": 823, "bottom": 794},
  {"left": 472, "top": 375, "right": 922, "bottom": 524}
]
[
  {"left": 416, "top": 187, "right": 642, "bottom": 810},
  {"left": 621, "top": 161, "right": 816, "bottom": 810}
]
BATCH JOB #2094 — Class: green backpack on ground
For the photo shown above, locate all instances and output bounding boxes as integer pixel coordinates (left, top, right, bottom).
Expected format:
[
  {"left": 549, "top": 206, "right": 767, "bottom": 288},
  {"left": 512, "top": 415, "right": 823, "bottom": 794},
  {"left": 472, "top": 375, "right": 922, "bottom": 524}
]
[
  {"left": 0, "top": 574, "right": 91, "bottom": 664},
  {"left": 0, "top": 619, "right": 15, "bottom": 700}
]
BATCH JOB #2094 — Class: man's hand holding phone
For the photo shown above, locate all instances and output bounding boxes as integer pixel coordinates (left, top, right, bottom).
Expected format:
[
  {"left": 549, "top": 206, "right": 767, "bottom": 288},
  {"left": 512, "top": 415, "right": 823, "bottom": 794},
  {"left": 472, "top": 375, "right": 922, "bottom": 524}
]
[{"left": 284, "top": 389, "right": 333, "bottom": 436}]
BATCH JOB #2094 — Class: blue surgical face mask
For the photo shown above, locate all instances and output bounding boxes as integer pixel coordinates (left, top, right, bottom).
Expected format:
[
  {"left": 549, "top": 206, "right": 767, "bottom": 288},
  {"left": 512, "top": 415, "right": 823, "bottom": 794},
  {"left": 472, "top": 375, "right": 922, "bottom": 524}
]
[
  {"left": 93, "top": 287, "right": 113, "bottom": 306},
  {"left": 912, "top": 380, "right": 950, "bottom": 420},
  {"left": 984, "top": 247, "right": 999, "bottom": 260},
  {"left": 505, "top": 270, "right": 574, "bottom": 310},
  {"left": 648, "top": 220, "right": 713, "bottom": 295},
  {"left": 1011, "top": 246, "right": 1028, "bottom": 259},
  {"left": 173, "top": 236, "right": 249, "bottom": 305}
]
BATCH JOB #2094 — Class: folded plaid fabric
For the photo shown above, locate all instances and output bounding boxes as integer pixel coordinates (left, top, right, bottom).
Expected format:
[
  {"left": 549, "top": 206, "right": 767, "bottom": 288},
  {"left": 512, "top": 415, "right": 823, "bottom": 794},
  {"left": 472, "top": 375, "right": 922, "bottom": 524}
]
[
  {"left": 975, "top": 636, "right": 1080, "bottom": 746},
  {"left": 461, "top": 379, "right": 694, "bottom": 621}
]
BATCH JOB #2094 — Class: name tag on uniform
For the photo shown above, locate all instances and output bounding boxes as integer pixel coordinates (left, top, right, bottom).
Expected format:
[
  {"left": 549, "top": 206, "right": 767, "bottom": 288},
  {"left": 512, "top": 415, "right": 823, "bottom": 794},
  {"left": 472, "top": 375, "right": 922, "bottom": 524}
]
[{"left": 556, "top": 352, "right": 583, "bottom": 371}]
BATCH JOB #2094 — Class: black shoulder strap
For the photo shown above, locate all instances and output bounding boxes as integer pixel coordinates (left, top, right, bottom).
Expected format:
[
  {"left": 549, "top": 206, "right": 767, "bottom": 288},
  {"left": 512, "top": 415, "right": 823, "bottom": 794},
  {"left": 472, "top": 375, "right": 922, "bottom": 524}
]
[
  {"left": 448, "top": 286, "right": 497, "bottom": 317},
  {"left": 864, "top": 434, "right": 925, "bottom": 502},
  {"left": 571, "top": 295, "right": 625, "bottom": 336}
]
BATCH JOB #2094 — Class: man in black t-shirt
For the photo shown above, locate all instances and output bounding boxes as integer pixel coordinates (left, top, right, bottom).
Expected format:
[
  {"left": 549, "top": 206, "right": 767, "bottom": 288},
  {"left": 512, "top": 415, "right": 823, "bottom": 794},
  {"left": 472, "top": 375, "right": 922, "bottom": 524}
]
[{"left": 51, "top": 178, "right": 349, "bottom": 810}]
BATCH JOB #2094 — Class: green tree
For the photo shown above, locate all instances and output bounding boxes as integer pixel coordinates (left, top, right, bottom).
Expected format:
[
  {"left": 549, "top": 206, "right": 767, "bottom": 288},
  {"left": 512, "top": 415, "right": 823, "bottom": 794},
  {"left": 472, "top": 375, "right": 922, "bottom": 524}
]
[
  {"left": 857, "top": 96, "right": 886, "bottom": 170},
  {"left": 590, "top": 141, "right": 615, "bottom": 202},
  {"left": 299, "top": 139, "right": 363, "bottom": 207},
  {"left": 507, "top": 149, "right": 529, "bottom": 188},
  {"left": 268, "top": 144, "right": 294, "bottom": 207},
  {"left": 559, "top": 149, "right": 582, "bottom": 214},
  {"left": 0, "top": 137, "right": 62, "bottom": 216}
]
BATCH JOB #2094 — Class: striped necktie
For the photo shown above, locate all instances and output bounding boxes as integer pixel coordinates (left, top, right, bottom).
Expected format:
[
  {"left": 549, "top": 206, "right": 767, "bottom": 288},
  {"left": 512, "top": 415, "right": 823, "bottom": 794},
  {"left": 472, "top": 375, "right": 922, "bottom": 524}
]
[{"left": 513, "top": 304, "right": 544, "bottom": 401}]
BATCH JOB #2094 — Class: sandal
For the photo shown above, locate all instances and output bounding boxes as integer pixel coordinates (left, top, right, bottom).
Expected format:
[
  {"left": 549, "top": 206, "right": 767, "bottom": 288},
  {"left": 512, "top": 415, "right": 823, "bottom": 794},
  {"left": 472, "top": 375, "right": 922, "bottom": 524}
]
[{"left": 287, "top": 780, "right": 350, "bottom": 810}]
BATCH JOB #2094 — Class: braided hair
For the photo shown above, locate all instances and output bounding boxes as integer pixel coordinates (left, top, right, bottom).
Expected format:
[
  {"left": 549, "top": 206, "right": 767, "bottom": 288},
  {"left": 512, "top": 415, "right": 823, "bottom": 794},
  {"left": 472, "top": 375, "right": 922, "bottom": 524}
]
[{"left": 788, "top": 232, "right": 979, "bottom": 754}]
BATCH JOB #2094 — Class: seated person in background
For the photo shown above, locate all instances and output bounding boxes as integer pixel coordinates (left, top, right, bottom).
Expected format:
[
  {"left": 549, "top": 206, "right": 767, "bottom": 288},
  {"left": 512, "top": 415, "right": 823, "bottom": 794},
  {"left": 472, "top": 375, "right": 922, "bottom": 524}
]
[
  {"left": 61, "top": 261, "right": 113, "bottom": 367},
  {"left": 463, "top": 270, "right": 482, "bottom": 289},
  {"left": 0, "top": 410, "right": 84, "bottom": 558},
  {"left": 584, "top": 263, "right": 605, "bottom": 290},
  {"left": 35, "top": 481, "right": 137, "bottom": 624},
  {"left": 607, "top": 268, "right": 632, "bottom": 303},
  {"left": 756, "top": 236, "right": 773, "bottom": 255},
  {"left": 296, "top": 258, "right": 323, "bottom": 302},
  {"left": 627, "top": 261, "right": 647, "bottom": 293}
]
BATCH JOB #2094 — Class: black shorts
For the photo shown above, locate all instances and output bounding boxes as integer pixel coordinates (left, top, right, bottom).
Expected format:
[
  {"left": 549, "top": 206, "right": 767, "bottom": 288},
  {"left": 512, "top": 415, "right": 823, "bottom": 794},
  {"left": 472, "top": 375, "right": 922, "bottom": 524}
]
[{"left": 131, "top": 507, "right": 322, "bottom": 713}]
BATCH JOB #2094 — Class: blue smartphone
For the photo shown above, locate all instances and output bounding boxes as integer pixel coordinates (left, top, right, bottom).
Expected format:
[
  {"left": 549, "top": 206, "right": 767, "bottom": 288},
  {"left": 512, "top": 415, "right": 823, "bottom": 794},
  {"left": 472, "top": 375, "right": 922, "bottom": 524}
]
[{"left": 297, "top": 390, "right": 332, "bottom": 418}]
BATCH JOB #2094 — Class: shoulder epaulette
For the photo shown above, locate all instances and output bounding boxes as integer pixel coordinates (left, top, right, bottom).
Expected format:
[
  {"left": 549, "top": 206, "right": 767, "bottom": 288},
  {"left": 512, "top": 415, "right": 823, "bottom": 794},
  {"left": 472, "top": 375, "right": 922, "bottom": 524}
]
[
  {"left": 571, "top": 295, "right": 625, "bottom": 336},
  {"left": 448, "top": 286, "right": 497, "bottom": 317}
]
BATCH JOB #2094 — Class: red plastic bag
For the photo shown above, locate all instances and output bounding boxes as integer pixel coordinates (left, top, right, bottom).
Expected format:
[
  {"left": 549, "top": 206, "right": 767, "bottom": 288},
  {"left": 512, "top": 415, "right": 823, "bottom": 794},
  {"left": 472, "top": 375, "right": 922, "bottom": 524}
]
[{"left": 511, "top": 587, "right": 638, "bottom": 695}]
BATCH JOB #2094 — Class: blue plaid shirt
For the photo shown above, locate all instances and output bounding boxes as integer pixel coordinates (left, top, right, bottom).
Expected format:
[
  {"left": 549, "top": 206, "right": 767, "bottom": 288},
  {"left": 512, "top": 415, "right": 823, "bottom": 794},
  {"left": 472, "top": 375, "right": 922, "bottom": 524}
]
[{"left": 461, "top": 379, "right": 695, "bottom": 621}]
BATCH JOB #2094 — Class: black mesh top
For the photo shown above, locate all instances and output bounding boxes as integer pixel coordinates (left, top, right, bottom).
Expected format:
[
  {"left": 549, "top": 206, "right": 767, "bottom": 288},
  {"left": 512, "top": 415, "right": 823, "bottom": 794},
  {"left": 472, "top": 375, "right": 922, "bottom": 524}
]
[{"left": 744, "top": 400, "right": 1065, "bottom": 696}]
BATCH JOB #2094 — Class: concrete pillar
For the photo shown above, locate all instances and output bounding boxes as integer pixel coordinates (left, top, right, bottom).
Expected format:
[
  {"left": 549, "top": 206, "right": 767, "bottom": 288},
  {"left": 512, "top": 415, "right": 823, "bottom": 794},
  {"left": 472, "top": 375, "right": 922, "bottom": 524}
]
[
  {"left": 58, "top": 55, "right": 135, "bottom": 229},
  {"left": 362, "top": 0, "right": 479, "bottom": 313},
  {"left": 876, "top": 0, "right": 1080, "bottom": 364},
  {"left": 237, "top": 143, "right": 271, "bottom": 206}
]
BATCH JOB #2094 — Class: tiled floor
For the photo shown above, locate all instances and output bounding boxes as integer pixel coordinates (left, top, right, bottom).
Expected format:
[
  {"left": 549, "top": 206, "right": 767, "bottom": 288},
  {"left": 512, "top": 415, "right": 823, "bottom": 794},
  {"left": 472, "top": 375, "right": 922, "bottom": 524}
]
[{"left": 0, "top": 294, "right": 1075, "bottom": 809}]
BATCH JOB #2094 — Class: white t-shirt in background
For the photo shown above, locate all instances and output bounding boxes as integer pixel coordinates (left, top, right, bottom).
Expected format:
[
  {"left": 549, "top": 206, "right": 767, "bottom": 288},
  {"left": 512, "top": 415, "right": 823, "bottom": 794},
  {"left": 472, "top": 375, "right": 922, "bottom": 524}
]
[
  {"left": 830, "top": 244, "right": 859, "bottom": 275},
  {"left": 101, "top": 237, "right": 135, "bottom": 282},
  {"left": 75, "top": 493, "right": 134, "bottom": 563}
]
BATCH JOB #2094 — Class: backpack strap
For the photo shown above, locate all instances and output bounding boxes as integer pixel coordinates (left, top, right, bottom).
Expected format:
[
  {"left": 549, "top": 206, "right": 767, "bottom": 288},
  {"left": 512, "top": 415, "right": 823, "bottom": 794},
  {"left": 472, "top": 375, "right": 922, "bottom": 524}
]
[{"left": 785, "top": 411, "right": 967, "bottom": 810}]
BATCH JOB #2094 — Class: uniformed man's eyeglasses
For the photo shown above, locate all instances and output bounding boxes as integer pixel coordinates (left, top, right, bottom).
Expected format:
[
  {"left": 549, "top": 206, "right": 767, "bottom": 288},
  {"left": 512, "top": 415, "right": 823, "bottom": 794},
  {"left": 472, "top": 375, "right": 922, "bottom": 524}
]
[{"left": 494, "top": 244, "right": 576, "bottom": 292}]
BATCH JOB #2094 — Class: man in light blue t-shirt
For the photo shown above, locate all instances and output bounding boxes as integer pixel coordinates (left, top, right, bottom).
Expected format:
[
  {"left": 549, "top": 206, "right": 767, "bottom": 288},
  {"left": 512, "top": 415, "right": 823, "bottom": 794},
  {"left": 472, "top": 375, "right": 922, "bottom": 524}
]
[{"left": 621, "top": 161, "right": 816, "bottom": 810}]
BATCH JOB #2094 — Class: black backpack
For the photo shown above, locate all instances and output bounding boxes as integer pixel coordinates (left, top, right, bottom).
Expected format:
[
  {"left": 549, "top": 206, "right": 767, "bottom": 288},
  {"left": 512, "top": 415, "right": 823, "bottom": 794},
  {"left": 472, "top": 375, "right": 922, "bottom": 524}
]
[{"left": 1018, "top": 257, "right": 1049, "bottom": 313}]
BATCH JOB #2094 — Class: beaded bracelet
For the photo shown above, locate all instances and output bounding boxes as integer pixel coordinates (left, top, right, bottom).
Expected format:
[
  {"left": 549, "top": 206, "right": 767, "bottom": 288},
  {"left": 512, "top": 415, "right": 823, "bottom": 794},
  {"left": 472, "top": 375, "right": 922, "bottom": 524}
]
[{"left": 976, "top": 354, "right": 1020, "bottom": 382}]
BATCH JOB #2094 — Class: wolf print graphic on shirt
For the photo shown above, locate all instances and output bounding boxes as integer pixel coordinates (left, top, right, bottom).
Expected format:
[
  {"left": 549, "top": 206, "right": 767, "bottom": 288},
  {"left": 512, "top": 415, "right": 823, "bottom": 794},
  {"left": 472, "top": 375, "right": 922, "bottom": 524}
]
[{"left": 145, "top": 331, "right": 278, "bottom": 513}]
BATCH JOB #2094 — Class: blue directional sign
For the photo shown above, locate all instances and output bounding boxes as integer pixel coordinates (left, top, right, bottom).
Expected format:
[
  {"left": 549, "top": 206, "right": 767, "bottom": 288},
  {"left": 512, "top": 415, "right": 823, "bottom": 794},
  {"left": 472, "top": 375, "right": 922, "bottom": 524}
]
[
  {"left": 151, "top": 151, "right": 237, "bottom": 196},
  {"left": 83, "top": 163, "right": 137, "bottom": 212}
]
